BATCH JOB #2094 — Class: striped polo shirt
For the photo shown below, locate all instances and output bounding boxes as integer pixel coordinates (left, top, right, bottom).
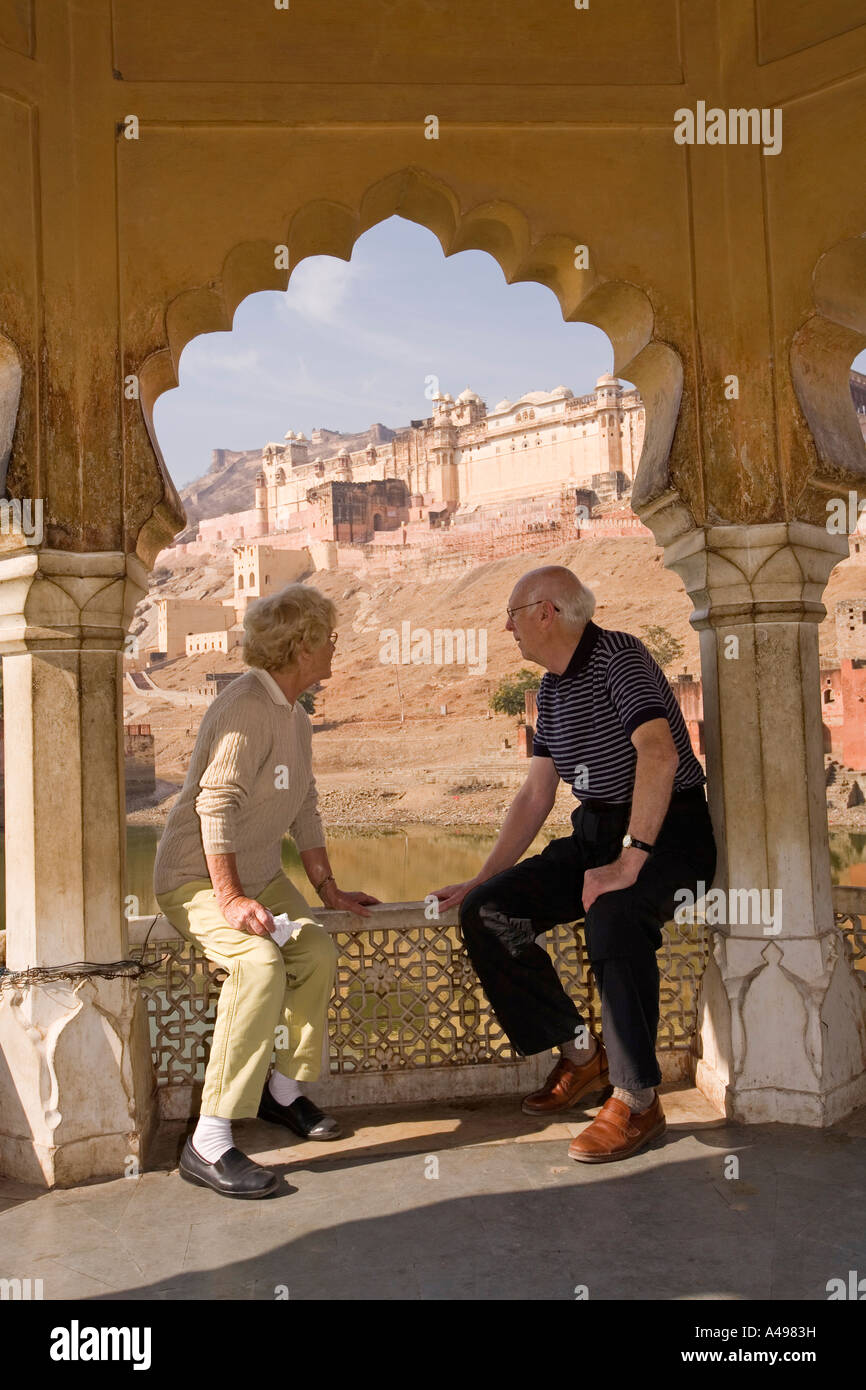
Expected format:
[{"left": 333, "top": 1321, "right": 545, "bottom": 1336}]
[{"left": 532, "top": 621, "right": 706, "bottom": 805}]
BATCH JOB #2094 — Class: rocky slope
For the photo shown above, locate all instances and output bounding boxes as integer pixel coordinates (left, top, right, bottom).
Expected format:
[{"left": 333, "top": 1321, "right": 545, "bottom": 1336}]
[
  {"left": 124, "top": 536, "right": 866, "bottom": 829},
  {"left": 178, "top": 422, "right": 397, "bottom": 527}
]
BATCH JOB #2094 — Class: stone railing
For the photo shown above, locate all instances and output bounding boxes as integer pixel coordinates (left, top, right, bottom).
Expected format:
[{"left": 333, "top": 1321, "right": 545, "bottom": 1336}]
[
  {"left": 126, "top": 900, "right": 708, "bottom": 1118},
  {"left": 829, "top": 886, "right": 866, "bottom": 971},
  {"left": 4, "top": 887, "right": 863, "bottom": 1118}
]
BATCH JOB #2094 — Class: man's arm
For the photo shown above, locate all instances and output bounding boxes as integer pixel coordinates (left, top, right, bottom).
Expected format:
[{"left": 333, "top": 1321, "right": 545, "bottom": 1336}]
[
  {"left": 623, "top": 716, "right": 679, "bottom": 853},
  {"left": 581, "top": 717, "right": 679, "bottom": 911},
  {"left": 433, "top": 755, "right": 560, "bottom": 909},
  {"left": 477, "top": 755, "right": 561, "bottom": 879}
]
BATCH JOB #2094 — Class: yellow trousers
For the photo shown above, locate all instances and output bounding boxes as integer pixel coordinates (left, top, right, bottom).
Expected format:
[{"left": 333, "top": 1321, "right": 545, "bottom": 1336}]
[{"left": 156, "top": 873, "right": 338, "bottom": 1119}]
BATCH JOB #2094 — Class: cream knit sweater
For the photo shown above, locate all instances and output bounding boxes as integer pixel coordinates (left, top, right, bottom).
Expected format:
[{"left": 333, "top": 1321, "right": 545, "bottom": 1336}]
[{"left": 153, "top": 667, "right": 325, "bottom": 898}]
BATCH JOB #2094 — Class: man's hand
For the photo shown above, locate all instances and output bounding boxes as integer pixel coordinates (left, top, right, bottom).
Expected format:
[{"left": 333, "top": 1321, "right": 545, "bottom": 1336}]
[
  {"left": 581, "top": 855, "right": 644, "bottom": 914},
  {"left": 220, "top": 895, "right": 277, "bottom": 937},
  {"left": 319, "top": 881, "right": 380, "bottom": 918},
  {"left": 431, "top": 878, "right": 481, "bottom": 913}
]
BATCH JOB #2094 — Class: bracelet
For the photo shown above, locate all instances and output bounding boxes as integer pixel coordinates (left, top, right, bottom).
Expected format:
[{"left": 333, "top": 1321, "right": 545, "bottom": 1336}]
[{"left": 314, "top": 872, "right": 335, "bottom": 896}]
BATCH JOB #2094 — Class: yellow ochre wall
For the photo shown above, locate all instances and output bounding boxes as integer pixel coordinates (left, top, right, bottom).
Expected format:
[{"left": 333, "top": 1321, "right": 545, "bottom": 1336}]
[{"left": 0, "top": 0, "right": 864, "bottom": 566}]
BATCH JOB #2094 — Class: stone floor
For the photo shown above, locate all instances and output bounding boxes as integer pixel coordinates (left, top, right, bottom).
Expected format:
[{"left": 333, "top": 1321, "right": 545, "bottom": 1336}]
[{"left": 1, "top": 1084, "right": 865, "bottom": 1301}]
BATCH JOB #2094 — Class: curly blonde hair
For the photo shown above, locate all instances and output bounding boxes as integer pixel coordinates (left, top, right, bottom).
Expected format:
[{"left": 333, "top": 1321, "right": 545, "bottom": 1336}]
[{"left": 242, "top": 583, "right": 336, "bottom": 671}]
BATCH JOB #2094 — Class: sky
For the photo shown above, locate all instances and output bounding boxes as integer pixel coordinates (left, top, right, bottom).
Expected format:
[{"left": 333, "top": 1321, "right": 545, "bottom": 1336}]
[
  {"left": 153, "top": 215, "right": 614, "bottom": 489},
  {"left": 153, "top": 214, "right": 866, "bottom": 491}
]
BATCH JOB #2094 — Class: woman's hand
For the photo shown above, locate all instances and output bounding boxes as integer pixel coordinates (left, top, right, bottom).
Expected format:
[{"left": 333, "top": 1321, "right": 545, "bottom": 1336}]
[
  {"left": 220, "top": 895, "right": 277, "bottom": 937},
  {"left": 318, "top": 880, "right": 380, "bottom": 918},
  {"left": 431, "top": 878, "right": 481, "bottom": 913}
]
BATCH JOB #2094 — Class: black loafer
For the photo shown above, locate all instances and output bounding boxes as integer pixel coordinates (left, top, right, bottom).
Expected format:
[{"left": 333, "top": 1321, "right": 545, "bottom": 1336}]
[
  {"left": 258, "top": 1087, "right": 342, "bottom": 1140},
  {"left": 179, "top": 1138, "right": 279, "bottom": 1198}
]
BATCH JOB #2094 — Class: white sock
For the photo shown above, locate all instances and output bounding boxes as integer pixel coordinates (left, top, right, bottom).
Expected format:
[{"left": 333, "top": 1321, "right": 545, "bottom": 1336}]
[
  {"left": 192, "top": 1115, "right": 233, "bottom": 1163},
  {"left": 269, "top": 1071, "right": 304, "bottom": 1106}
]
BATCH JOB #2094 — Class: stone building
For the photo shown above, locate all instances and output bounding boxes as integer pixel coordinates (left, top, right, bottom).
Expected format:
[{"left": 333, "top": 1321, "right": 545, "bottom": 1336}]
[
  {"left": 196, "top": 672, "right": 241, "bottom": 701},
  {"left": 673, "top": 599, "right": 866, "bottom": 774},
  {"left": 835, "top": 598, "right": 866, "bottom": 659},
  {"left": 155, "top": 596, "right": 235, "bottom": 660},
  {"left": 184, "top": 626, "right": 242, "bottom": 657},
  {"left": 852, "top": 368, "right": 866, "bottom": 435},
  {"left": 2, "top": 1, "right": 866, "bottom": 1186},
  {"left": 197, "top": 374, "right": 644, "bottom": 548},
  {"left": 233, "top": 541, "right": 312, "bottom": 613},
  {"left": 669, "top": 673, "right": 705, "bottom": 756},
  {"left": 123, "top": 724, "right": 155, "bottom": 799}
]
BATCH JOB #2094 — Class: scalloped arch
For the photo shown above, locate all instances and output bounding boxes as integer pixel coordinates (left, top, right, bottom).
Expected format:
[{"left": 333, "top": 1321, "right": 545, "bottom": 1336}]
[
  {"left": 139, "top": 165, "right": 685, "bottom": 538},
  {"left": 791, "top": 232, "right": 866, "bottom": 505}
]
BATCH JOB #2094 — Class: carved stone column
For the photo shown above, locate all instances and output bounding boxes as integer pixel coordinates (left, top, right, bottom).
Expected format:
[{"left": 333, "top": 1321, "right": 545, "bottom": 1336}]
[
  {"left": 657, "top": 511, "right": 866, "bottom": 1125},
  {"left": 0, "top": 546, "right": 157, "bottom": 1185}
]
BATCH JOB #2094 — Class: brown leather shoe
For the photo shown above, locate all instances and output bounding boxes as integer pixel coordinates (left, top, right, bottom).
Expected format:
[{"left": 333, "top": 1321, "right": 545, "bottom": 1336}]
[
  {"left": 568, "top": 1092, "right": 666, "bottom": 1163},
  {"left": 521, "top": 1043, "right": 610, "bottom": 1115}
]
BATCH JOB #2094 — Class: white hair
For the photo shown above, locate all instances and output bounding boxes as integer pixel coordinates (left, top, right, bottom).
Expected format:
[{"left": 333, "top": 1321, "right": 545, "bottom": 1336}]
[
  {"left": 517, "top": 567, "right": 596, "bottom": 631},
  {"left": 243, "top": 583, "right": 335, "bottom": 670},
  {"left": 558, "top": 581, "right": 596, "bottom": 628}
]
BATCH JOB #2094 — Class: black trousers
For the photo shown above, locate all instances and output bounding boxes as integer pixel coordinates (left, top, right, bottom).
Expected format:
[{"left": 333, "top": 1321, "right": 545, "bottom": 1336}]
[{"left": 459, "top": 785, "right": 717, "bottom": 1089}]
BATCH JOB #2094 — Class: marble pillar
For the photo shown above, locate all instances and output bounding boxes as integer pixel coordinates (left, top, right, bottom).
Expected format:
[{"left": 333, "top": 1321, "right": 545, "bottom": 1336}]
[
  {"left": 660, "top": 516, "right": 866, "bottom": 1125},
  {"left": 0, "top": 546, "right": 157, "bottom": 1185}
]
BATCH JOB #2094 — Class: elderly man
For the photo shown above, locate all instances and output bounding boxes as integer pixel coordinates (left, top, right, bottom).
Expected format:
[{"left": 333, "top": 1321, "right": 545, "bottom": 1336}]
[
  {"left": 154, "top": 584, "right": 379, "bottom": 1198},
  {"left": 434, "top": 565, "right": 716, "bottom": 1163}
]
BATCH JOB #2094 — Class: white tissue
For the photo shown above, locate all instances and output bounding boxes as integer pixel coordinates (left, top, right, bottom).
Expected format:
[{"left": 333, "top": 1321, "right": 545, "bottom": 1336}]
[{"left": 270, "top": 913, "right": 304, "bottom": 947}]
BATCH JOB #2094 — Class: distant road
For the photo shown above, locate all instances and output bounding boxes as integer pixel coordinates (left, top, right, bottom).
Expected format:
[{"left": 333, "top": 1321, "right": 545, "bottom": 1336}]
[{"left": 125, "top": 671, "right": 209, "bottom": 706}]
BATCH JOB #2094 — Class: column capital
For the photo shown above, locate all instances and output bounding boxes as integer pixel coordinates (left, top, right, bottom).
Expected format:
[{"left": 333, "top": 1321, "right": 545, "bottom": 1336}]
[
  {"left": 661, "top": 521, "right": 849, "bottom": 629},
  {"left": 0, "top": 547, "right": 148, "bottom": 654}
]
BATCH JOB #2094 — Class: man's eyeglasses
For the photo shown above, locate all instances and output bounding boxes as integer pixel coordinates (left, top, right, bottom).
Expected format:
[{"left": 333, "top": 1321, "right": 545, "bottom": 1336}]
[{"left": 506, "top": 600, "right": 561, "bottom": 621}]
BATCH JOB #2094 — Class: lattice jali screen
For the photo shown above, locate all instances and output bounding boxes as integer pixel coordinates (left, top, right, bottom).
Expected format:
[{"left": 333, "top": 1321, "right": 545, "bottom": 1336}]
[
  {"left": 328, "top": 921, "right": 600, "bottom": 1072},
  {"left": 833, "top": 907, "right": 866, "bottom": 978},
  {"left": 135, "top": 941, "right": 225, "bottom": 1089},
  {"left": 131, "top": 914, "right": 708, "bottom": 1090},
  {"left": 657, "top": 916, "right": 709, "bottom": 1049}
]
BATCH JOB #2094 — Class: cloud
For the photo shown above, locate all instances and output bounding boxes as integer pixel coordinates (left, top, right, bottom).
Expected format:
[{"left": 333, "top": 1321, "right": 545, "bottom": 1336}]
[
  {"left": 283, "top": 256, "right": 353, "bottom": 325},
  {"left": 178, "top": 343, "right": 262, "bottom": 387}
]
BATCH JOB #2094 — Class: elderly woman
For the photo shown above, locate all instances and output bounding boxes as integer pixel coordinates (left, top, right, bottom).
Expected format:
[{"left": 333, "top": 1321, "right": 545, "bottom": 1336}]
[{"left": 153, "top": 583, "right": 379, "bottom": 1199}]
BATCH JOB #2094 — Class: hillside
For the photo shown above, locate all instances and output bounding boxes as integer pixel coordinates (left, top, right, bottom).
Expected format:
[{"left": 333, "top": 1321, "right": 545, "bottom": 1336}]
[
  {"left": 178, "top": 422, "right": 397, "bottom": 527},
  {"left": 124, "top": 536, "right": 866, "bottom": 829}
]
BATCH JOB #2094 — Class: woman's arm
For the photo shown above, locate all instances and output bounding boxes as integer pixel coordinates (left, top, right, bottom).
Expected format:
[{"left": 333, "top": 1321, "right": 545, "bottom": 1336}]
[
  {"left": 206, "top": 851, "right": 277, "bottom": 938},
  {"left": 299, "top": 845, "right": 380, "bottom": 918}
]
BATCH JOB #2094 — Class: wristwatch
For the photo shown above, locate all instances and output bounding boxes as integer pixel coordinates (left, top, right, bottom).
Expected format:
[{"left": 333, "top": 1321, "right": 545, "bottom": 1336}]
[{"left": 622, "top": 833, "right": 654, "bottom": 854}]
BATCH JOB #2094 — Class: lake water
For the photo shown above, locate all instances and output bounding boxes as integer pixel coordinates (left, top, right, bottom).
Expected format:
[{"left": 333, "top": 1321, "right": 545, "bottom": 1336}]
[
  {"left": 119, "top": 823, "right": 864, "bottom": 919},
  {"left": 0, "top": 824, "right": 861, "bottom": 929},
  {"left": 124, "top": 823, "right": 557, "bottom": 918}
]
